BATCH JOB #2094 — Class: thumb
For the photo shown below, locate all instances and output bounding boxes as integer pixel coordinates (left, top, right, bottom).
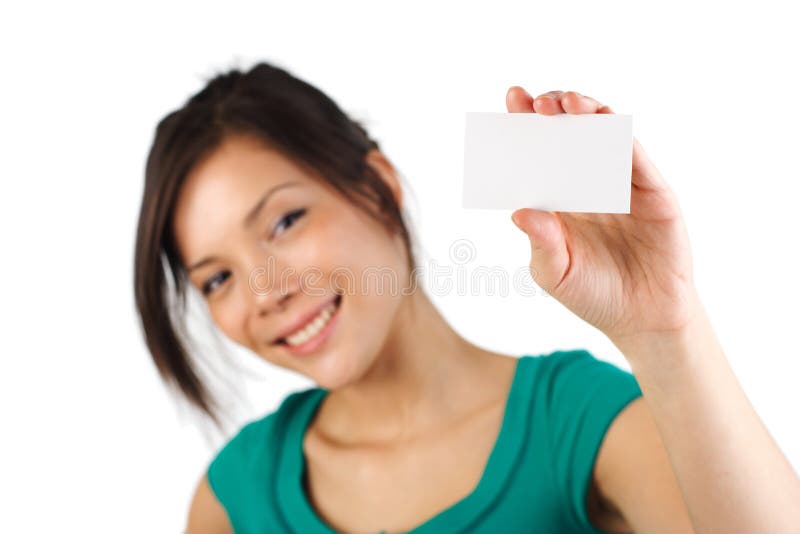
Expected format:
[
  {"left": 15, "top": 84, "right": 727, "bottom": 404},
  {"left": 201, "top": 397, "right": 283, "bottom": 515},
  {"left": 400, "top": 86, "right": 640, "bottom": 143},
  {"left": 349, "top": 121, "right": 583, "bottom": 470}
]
[{"left": 511, "top": 208, "right": 571, "bottom": 295}]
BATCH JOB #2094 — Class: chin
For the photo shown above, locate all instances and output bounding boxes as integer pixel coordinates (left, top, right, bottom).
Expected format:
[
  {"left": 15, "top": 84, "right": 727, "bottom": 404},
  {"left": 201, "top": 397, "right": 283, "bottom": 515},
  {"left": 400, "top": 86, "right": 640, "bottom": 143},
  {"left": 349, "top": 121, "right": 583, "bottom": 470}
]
[
  {"left": 308, "top": 349, "right": 382, "bottom": 391},
  {"left": 306, "top": 348, "right": 369, "bottom": 391}
]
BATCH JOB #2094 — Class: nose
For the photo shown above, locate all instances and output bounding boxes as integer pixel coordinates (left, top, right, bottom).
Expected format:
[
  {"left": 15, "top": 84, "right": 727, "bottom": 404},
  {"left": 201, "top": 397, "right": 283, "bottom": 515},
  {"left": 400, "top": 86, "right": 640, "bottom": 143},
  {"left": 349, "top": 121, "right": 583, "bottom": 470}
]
[
  {"left": 245, "top": 250, "right": 293, "bottom": 317},
  {"left": 254, "top": 289, "right": 291, "bottom": 318}
]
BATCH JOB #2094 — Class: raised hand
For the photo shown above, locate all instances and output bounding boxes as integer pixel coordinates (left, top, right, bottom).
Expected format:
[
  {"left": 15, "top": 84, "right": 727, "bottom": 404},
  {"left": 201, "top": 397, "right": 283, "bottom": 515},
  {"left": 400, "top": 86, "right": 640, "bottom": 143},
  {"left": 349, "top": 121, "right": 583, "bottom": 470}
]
[{"left": 507, "top": 88, "right": 699, "bottom": 347}]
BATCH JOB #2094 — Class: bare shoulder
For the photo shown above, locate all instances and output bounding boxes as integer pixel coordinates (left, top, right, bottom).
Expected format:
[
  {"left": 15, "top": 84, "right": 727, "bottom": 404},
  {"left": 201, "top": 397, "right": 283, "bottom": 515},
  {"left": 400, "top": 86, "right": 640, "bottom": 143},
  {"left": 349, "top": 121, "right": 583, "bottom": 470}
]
[
  {"left": 185, "top": 474, "right": 233, "bottom": 534},
  {"left": 588, "top": 396, "right": 695, "bottom": 534}
]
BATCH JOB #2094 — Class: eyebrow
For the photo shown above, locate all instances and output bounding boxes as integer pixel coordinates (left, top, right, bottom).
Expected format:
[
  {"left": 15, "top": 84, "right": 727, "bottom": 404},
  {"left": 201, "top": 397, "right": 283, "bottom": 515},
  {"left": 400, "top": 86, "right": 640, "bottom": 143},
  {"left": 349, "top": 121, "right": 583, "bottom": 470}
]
[{"left": 186, "top": 181, "right": 300, "bottom": 274}]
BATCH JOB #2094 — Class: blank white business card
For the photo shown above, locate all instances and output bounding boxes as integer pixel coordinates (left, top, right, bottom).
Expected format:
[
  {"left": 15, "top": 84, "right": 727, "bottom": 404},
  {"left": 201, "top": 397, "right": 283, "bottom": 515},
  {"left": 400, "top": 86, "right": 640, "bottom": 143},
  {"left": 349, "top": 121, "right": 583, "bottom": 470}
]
[{"left": 462, "top": 112, "right": 633, "bottom": 213}]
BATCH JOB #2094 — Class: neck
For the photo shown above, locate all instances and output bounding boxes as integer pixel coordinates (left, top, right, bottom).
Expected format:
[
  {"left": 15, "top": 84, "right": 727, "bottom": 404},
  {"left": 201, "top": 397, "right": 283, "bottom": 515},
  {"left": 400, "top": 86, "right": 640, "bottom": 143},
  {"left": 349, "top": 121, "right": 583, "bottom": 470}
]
[{"left": 317, "top": 289, "right": 503, "bottom": 444}]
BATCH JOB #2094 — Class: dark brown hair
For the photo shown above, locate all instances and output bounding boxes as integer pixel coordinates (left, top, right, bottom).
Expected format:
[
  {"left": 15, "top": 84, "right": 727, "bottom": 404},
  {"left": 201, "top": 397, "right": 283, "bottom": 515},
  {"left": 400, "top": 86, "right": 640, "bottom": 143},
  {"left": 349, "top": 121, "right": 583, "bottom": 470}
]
[{"left": 133, "top": 61, "right": 417, "bottom": 426}]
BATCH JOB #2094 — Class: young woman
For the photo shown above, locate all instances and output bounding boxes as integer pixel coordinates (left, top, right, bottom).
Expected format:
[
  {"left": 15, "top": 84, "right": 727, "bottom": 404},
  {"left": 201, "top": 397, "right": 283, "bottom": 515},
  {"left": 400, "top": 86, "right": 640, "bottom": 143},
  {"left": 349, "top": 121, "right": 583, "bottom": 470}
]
[{"left": 134, "top": 62, "right": 800, "bottom": 533}]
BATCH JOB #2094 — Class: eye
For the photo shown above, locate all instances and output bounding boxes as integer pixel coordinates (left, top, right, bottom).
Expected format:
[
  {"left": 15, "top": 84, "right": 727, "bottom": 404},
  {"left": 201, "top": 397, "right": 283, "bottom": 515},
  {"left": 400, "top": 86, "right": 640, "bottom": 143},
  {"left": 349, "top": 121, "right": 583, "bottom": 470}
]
[
  {"left": 199, "top": 209, "right": 306, "bottom": 297},
  {"left": 272, "top": 208, "right": 307, "bottom": 237},
  {"left": 202, "top": 271, "right": 230, "bottom": 296}
]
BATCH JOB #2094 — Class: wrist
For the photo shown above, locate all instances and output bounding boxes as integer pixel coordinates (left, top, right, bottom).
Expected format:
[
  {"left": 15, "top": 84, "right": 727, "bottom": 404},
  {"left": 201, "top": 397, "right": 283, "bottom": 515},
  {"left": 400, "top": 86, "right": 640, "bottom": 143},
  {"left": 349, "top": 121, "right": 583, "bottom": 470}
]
[{"left": 609, "top": 293, "right": 710, "bottom": 371}]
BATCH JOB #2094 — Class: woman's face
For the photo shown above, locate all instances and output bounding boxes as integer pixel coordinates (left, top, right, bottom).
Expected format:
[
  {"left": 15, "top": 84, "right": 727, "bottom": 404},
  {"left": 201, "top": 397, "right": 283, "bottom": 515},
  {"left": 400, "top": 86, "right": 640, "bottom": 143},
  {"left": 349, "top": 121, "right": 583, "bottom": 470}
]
[{"left": 172, "top": 133, "right": 410, "bottom": 388}]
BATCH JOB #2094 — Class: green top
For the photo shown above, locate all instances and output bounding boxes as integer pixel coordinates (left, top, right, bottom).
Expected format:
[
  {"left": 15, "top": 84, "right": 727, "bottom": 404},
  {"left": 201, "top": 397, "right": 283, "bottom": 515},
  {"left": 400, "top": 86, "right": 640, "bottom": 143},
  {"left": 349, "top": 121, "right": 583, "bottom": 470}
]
[{"left": 207, "top": 349, "right": 643, "bottom": 533}]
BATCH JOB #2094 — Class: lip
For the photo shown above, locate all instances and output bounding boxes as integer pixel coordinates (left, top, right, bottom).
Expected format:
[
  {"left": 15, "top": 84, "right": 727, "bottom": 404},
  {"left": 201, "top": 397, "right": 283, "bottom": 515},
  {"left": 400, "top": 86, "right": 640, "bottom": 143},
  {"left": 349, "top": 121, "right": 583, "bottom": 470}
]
[
  {"left": 271, "top": 294, "right": 341, "bottom": 345},
  {"left": 277, "top": 299, "right": 341, "bottom": 357}
]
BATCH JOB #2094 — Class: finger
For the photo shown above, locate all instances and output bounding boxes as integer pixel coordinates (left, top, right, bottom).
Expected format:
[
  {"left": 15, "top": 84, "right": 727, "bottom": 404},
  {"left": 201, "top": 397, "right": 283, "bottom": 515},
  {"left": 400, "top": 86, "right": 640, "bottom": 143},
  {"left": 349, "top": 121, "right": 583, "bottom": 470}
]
[
  {"left": 506, "top": 86, "right": 535, "bottom": 113},
  {"left": 561, "top": 91, "right": 613, "bottom": 115},
  {"left": 511, "top": 208, "right": 571, "bottom": 296},
  {"left": 533, "top": 90, "right": 566, "bottom": 114},
  {"left": 631, "top": 136, "right": 670, "bottom": 192}
]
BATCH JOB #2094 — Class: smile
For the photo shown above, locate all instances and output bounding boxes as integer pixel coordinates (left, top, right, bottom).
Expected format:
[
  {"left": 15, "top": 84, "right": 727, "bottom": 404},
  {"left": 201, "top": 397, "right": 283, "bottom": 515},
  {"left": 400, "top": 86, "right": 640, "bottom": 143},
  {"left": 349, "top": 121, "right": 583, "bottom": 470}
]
[{"left": 274, "top": 294, "right": 342, "bottom": 350}]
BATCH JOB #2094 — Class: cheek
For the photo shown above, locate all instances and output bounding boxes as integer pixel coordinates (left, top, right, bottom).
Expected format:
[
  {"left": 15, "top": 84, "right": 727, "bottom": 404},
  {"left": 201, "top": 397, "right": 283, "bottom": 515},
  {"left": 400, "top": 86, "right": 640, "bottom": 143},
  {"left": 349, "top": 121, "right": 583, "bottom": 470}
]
[
  {"left": 324, "top": 215, "right": 408, "bottom": 321},
  {"left": 288, "top": 209, "right": 403, "bottom": 285},
  {"left": 287, "top": 207, "right": 408, "bottom": 332},
  {"left": 209, "top": 297, "right": 251, "bottom": 348},
  {"left": 329, "top": 210, "right": 404, "bottom": 269}
]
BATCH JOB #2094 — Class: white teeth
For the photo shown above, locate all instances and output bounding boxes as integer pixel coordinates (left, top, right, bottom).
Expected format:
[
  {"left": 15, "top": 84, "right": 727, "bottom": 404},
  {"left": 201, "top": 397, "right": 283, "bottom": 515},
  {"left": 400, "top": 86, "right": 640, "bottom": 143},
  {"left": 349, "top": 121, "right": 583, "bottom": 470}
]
[{"left": 285, "top": 301, "right": 338, "bottom": 346}]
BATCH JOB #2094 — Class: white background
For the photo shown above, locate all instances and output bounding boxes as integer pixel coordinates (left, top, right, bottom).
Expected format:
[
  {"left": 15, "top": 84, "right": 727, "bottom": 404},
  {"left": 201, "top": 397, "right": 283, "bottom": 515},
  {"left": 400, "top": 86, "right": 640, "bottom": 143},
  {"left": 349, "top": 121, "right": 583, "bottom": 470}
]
[{"left": 2, "top": 1, "right": 798, "bottom": 532}]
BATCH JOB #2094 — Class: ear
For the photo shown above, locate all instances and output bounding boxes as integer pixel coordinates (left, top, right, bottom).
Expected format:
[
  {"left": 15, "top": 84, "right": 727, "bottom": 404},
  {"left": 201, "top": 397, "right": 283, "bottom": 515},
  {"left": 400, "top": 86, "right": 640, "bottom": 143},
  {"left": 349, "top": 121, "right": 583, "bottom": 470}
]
[{"left": 365, "top": 148, "right": 403, "bottom": 209}]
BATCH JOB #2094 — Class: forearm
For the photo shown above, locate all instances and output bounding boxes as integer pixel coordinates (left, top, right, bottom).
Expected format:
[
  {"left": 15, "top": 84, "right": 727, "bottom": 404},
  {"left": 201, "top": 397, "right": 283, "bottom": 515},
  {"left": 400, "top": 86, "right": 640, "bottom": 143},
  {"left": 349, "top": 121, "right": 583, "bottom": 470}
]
[{"left": 612, "top": 296, "right": 800, "bottom": 533}]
